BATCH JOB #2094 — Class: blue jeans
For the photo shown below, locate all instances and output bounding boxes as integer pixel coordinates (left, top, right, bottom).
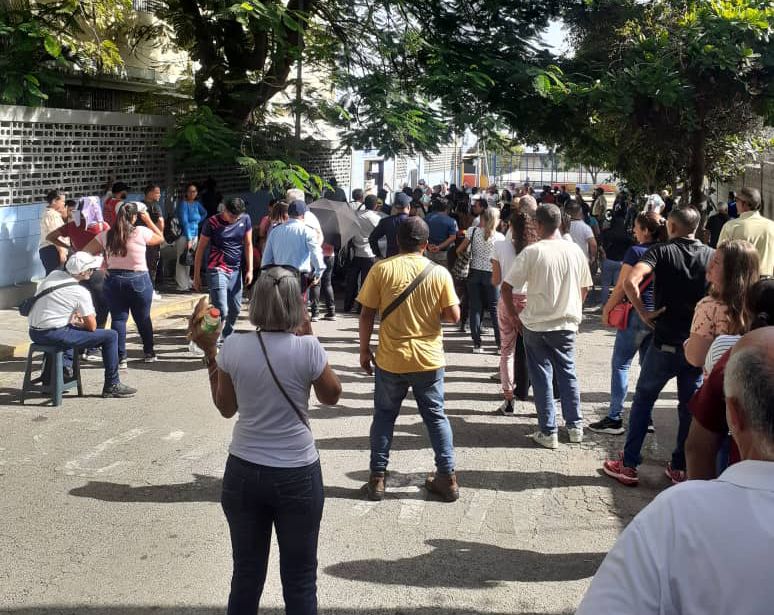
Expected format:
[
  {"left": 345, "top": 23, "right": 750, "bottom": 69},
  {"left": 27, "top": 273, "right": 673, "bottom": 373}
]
[
  {"left": 29, "top": 325, "right": 119, "bottom": 387},
  {"left": 208, "top": 268, "right": 242, "bottom": 339},
  {"left": 467, "top": 269, "right": 500, "bottom": 347},
  {"left": 221, "top": 455, "right": 323, "bottom": 615},
  {"left": 104, "top": 270, "right": 154, "bottom": 360},
  {"left": 371, "top": 366, "right": 455, "bottom": 474},
  {"left": 600, "top": 258, "right": 622, "bottom": 305},
  {"left": 623, "top": 343, "right": 703, "bottom": 470},
  {"left": 607, "top": 311, "right": 653, "bottom": 421},
  {"left": 521, "top": 328, "right": 583, "bottom": 434}
]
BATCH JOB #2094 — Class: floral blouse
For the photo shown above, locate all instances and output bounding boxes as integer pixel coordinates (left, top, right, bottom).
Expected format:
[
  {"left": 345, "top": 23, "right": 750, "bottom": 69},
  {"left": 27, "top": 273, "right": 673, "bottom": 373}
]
[{"left": 690, "top": 296, "right": 731, "bottom": 339}]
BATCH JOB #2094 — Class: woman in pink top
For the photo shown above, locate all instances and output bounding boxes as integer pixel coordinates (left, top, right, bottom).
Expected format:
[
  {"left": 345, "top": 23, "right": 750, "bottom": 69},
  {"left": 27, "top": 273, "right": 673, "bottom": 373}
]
[{"left": 85, "top": 202, "right": 164, "bottom": 366}]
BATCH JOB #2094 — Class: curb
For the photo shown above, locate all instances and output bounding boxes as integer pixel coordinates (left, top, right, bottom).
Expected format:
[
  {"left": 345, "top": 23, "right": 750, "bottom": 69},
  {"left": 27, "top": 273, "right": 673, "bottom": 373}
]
[{"left": 0, "top": 293, "right": 206, "bottom": 360}]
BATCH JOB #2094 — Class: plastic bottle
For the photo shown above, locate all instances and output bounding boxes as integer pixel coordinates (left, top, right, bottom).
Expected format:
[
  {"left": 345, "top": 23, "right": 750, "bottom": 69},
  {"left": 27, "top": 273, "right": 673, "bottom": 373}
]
[{"left": 201, "top": 307, "right": 221, "bottom": 333}]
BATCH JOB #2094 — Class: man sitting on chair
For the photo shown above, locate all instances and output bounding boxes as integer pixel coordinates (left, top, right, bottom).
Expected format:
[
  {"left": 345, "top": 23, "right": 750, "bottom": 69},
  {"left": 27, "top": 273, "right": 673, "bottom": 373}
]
[{"left": 28, "top": 252, "right": 136, "bottom": 398}]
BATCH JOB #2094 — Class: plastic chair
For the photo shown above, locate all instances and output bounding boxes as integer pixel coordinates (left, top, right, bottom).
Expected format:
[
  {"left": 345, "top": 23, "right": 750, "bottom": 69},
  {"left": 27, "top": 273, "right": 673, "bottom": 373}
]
[{"left": 21, "top": 344, "right": 83, "bottom": 406}]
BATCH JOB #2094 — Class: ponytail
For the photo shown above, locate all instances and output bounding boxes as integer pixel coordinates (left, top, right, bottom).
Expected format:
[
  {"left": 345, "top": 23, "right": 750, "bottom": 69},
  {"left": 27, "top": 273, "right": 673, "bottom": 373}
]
[
  {"left": 106, "top": 202, "right": 138, "bottom": 258},
  {"left": 636, "top": 211, "right": 667, "bottom": 243}
]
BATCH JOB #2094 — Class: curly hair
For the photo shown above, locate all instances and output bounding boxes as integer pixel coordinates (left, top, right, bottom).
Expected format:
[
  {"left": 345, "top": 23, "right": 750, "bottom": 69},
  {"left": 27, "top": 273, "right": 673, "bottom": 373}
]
[{"left": 510, "top": 211, "right": 539, "bottom": 255}]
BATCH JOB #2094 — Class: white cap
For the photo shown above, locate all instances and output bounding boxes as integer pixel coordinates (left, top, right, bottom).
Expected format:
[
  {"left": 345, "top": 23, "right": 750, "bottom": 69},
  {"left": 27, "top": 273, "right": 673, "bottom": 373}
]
[{"left": 66, "top": 252, "right": 103, "bottom": 275}]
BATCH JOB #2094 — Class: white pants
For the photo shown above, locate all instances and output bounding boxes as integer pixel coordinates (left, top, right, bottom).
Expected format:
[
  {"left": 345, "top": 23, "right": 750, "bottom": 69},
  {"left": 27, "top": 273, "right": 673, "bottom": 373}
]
[{"left": 175, "top": 236, "right": 197, "bottom": 290}]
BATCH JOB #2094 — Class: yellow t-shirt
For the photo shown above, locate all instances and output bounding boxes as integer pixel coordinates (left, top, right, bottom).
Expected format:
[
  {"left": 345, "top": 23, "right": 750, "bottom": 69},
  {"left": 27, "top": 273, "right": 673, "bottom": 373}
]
[{"left": 357, "top": 253, "right": 459, "bottom": 374}]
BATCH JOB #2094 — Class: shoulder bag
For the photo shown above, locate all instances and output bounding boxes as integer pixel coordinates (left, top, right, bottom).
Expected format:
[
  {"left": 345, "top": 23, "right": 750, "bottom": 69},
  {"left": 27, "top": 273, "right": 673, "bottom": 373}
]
[
  {"left": 380, "top": 261, "right": 435, "bottom": 322},
  {"left": 256, "top": 330, "right": 311, "bottom": 430},
  {"left": 450, "top": 227, "right": 475, "bottom": 280},
  {"left": 19, "top": 281, "right": 79, "bottom": 317},
  {"left": 607, "top": 274, "right": 653, "bottom": 331}
]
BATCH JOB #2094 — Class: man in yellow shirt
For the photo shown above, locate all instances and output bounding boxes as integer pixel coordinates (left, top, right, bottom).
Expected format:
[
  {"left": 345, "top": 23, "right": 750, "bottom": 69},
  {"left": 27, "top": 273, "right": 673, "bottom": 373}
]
[
  {"left": 358, "top": 217, "right": 461, "bottom": 502},
  {"left": 717, "top": 187, "right": 774, "bottom": 277}
]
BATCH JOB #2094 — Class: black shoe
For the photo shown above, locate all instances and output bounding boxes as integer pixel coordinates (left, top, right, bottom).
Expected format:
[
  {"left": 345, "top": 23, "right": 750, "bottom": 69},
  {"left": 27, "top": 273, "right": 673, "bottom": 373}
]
[
  {"left": 498, "top": 399, "right": 514, "bottom": 416},
  {"left": 588, "top": 417, "right": 624, "bottom": 435},
  {"left": 647, "top": 419, "right": 655, "bottom": 434},
  {"left": 102, "top": 382, "right": 137, "bottom": 398},
  {"left": 322, "top": 312, "right": 337, "bottom": 321}
]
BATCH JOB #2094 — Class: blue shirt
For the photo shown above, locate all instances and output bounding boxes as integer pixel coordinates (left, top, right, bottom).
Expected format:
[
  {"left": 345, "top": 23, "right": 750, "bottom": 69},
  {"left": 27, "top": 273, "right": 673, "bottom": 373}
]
[
  {"left": 176, "top": 200, "right": 208, "bottom": 240},
  {"left": 624, "top": 243, "right": 655, "bottom": 311},
  {"left": 425, "top": 212, "right": 458, "bottom": 245},
  {"left": 262, "top": 218, "right": 325, "bottom": 275},
  {"left": 202, "top": 214, "right": 252, "bottom": 273}
]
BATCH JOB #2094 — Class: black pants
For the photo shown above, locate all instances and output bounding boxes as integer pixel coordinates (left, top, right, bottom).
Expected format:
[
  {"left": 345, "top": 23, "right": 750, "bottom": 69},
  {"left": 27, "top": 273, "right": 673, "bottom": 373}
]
[
  {"left": 39, "top": 245, "right": 61, "bottom": 275},
  {"left": 145, "top": 245, "right": 162, "bottom": 290},
  {"left": 82, "top": 270, "right": 109, "bottom": 329},
  {"left": 310, "top": 256, "right": 335, "bottom": 316},
  {"left": 222, "top": 455, "right": 324, "bottom": 615},
  {"left": 344, "top": 256, "right": 374, "bottom": 312}
]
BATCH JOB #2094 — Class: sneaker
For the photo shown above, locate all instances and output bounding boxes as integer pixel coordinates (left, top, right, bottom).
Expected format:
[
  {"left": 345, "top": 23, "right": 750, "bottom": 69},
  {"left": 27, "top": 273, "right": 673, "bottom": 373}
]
[
  {"left": 602, "top": 454, "right": 639, "bottom": 486},
  {"left": 529, "top": 431, "right": 559, "bottom": 450},
  {"left": 102, "top": 382, "right": 137, "bottom": 398},
  {"left": 322, "top": 313, "right": 337, "bottom": 321},
  {"left": 665, "top": 463, "right": 686, "bottom": 485},
  {"left": 480, "top": 325, "right": 490, "bottom": 335},
  {"left": 472, "top": 346, "right": 484, "bottom": 354},
  {"left": 647, "top": 419, "right": 655, "bottom": 434},
  {"left": 143, "top": 353, "right": 158, "bottom": 363},
  {"left": 588, "top": 416, "right": 625, "bottom": 435},
  {"left": 425, "top": 472, "right": 459, "bottom": 502},
  {"left": 83, "top": 350, "right": 102, "bottom": 362},
  {"left": 366, "top": 472, "right": 386, "bottom": 501},
  {"left": 152, "top": 291, "right": 162, "bottom": 301},
  {"left": 118, "top": 358, "right": 128, "bottom": 370},
  {"left": 310, "top": 314, "right": 320, "bottom": 322},
  {"left": 498, "top": 399, "right": 514, "bottom": 416},
  {"left": 567, "top": 427, "right": 584, "bottom": 443}
]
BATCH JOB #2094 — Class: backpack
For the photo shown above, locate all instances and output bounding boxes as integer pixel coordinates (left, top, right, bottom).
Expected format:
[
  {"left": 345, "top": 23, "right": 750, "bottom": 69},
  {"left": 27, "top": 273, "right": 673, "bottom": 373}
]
[{"left": 164, "top": 216, "right": 182, "bottom": 244}]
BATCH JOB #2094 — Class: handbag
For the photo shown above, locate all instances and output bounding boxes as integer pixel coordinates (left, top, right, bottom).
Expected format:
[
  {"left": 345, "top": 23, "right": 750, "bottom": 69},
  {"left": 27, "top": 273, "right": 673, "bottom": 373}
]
[
  {"left": 450, "top": 228, "right": 475, "bottom": 280},
  {"left": 256, "top": 330, "right": 311, "bottom": 430},
  {"left": 178, "top": 248, "right": 195, "bottom": 267},
  {"left": 607, "top": 274, "right": 653, "bottom": 330}
]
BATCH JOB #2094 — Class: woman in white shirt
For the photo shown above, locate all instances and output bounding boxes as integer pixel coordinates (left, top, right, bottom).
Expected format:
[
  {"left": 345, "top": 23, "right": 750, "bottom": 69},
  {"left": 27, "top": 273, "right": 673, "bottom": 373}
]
[
  {"left": 457, "top": 207, "right": 503, "bottom": 353},
  {"left": 39, "top": 190, "right": 68, "bottom": 274},
  {"left": 190, "top": 266, "right": 341, "bottom": 615}
]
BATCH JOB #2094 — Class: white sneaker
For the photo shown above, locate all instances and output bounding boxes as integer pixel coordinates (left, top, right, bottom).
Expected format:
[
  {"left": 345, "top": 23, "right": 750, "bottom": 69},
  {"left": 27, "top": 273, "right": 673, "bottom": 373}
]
[
  {"left": 529, "top": 431, "right": 559, "bottom": 449},
  {"left": 118, "top": 358, "right": 128, "bottom": 370},
  {"left": 152, "top": 291, "right": 162, "bottom": 301},
  {"left": 472, "top": 346, "right": 484, "bottom": 354},
  {"left": 568, "top": 427, "right": 584, "bottom": 443}
]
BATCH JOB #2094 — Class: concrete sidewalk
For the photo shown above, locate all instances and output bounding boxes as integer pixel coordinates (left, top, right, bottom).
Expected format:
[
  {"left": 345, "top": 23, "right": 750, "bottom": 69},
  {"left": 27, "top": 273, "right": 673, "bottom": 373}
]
[{"left": 0, "top": 291, "right": 206, "bottom": 360}]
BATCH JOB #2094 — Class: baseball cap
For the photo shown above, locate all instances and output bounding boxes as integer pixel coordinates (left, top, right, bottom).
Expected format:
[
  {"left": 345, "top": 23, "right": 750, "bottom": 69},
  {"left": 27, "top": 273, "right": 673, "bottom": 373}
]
[
  {"left": 393, "top": 192, "right": 411, "bottom": 209},
  {"left": 66, "top": 252, "right": 103, "bottom": 275},
  {"left": 288, "top": 199, "right": 308, "bottom": 216},
  {"left": 111, "top": 181, "right": 130, "bottom": 194}
]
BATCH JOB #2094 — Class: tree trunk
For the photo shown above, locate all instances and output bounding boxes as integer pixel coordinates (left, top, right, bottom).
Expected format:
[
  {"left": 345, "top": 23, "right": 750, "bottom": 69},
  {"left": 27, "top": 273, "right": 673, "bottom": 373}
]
[{"left": 688, "top": 128, "right": 706, "bottom": 208}]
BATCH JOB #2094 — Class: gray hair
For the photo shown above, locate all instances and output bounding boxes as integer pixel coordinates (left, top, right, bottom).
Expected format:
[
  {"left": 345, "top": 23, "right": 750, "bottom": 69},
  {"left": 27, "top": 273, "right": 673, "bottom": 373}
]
[
  {"left": 724, "top": 346, "right": 774, "bottom": 454},
  {"left": 738, "top": 187, "right": 762, "bottom": 211},
  {"left": 518, "top": 194, "right": 537, "bottom": 215},
  {"left": 249, "top": 267, "right": 305, "bottom": 332},
  {"left": 286, "top": 188, "right": 305, "bottom": 202}
]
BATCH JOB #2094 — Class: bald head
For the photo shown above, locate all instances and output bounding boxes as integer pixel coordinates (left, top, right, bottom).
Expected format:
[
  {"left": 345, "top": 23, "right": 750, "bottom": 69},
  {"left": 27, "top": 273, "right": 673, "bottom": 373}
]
[{"left": 724, "top": 327, "right": 774, "bottom": 458}]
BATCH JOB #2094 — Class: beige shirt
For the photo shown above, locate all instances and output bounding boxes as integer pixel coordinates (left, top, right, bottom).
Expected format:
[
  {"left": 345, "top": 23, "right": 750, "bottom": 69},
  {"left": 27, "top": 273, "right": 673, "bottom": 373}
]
[
  {"left": 504, "top": 238, "right": 593, "bottom": 332},
  {"left": 717, "top": 210, "right": 774, "bottom": 276},
  {"left": 38, "top": 208, "right": 67, "bottom": 249}
]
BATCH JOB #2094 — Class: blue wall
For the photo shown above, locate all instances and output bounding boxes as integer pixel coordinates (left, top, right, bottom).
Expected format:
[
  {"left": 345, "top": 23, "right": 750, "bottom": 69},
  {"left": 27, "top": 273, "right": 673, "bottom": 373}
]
[{"left": 0, "top": 203, "right": 47, "bottom": 286}]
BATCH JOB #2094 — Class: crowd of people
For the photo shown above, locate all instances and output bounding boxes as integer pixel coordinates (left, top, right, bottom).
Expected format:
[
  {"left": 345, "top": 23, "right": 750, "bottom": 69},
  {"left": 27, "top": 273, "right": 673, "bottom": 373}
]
[{"left": 27, "top": 174, "right": 774, "bottom": 614}]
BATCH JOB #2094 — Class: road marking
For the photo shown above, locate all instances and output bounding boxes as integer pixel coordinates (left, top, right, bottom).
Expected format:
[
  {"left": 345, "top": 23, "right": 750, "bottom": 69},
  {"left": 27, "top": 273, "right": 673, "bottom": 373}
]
[
  {"left": 162, "top": 431, "right": 185, "bottom": 441},
  {"left": 63, "top": 428, "right": 146, "bottom": 476}
]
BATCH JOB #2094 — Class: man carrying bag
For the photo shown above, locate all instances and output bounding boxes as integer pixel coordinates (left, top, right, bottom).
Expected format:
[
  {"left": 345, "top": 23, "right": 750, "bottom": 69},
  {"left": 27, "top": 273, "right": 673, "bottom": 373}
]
[{"left": 357, "top": 217, "right": 461, "bottom": 502}]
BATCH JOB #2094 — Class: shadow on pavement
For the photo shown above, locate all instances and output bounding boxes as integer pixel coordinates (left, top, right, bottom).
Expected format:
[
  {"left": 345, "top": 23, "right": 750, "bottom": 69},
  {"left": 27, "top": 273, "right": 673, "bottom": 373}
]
[
  {"left": 325, "top": 538, "right": 604, "bottom": 587},
  {"left": 2, "top": 607, "right": 571, "bottom": 615}
]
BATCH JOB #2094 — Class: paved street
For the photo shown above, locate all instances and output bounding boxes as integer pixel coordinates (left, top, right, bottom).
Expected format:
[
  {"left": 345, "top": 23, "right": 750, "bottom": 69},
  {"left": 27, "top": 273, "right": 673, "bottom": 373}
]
[{"left": 0, "top": 305, "right": 679, "bottom": 615}]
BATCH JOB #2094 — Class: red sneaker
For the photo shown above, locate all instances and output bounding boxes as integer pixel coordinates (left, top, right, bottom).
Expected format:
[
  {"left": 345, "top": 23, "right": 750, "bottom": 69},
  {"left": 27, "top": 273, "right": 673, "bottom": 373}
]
[
  {"left": 665, "top": 463, "right": 686, "bottom": 485},
  {"left": 603, "top": 456, "right": 639, "bottom": 486}
]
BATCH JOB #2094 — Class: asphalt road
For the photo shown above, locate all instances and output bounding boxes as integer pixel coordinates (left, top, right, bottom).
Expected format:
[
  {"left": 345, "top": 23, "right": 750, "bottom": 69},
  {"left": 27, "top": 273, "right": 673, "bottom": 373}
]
[{"left": 0, "top": 306, "right": 679, "bottom": 615}]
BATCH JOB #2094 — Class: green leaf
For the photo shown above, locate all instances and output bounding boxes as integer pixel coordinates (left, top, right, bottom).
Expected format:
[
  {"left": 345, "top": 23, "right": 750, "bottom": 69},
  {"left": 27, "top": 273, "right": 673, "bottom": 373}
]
[{"left": 43, "top": 35, "right": 61, "bottom": 58}]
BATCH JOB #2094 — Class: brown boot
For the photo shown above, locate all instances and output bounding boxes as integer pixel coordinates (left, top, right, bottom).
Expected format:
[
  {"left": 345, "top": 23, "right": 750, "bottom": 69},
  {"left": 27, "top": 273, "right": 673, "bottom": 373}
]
[
  {"left": 366, "top": 472, "right": 386, "bottom": 501},
  {"left": 425, "top": 472, "right": 459, "bottom": 502}
]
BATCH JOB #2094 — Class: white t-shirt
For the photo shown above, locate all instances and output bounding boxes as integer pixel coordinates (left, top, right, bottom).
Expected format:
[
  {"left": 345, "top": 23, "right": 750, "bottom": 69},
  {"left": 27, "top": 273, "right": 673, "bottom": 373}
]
[
  {"left": 39, "top": 208, "right": 68, "bottom": 249},
  {"left": 492, "top": 239, "right": 527, "bottom": 294},
  {"left": 304, "top": 210, "right": 323, "bottom": 244},
  {"left": 466, "top": 226, "right": 505, "bottom": 272},
  {"left": 569, "top": 219, "right": 594, "bottom": 258},
  {"left": 353, "top": 208, "right": 382, "bottom": 258},
  {"left": 504, "top": 238, "right": 593, "bottom": 332},
  {"left": 217, "top": 331, "right": 327, "bottom": 468},
  {"left": 28, "top": 270, "right": 94, "bottom": 330},
  {"left": 577, "top": 461, "right": 774, "bottom": 615}
]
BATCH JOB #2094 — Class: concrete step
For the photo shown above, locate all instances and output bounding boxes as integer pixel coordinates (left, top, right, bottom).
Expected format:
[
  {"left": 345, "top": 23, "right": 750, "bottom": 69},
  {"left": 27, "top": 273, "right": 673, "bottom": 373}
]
[{"left": 0, "top": 292, "right": 206, "bottom": 360}]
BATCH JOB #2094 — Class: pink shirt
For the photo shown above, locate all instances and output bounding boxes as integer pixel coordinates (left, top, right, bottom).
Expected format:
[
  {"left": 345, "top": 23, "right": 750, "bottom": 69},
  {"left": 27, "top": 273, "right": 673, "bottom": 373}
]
[{"left": 97, "top": 226, "right": 154, "bottom": 271}]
